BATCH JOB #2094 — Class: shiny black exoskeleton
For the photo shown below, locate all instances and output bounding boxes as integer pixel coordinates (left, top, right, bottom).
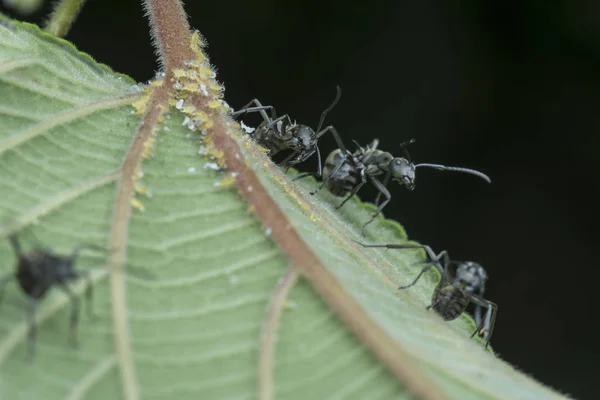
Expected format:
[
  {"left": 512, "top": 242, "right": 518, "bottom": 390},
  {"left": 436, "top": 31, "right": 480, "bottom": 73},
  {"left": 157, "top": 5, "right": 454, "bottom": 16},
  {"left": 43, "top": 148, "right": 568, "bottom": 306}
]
[
  {"left": 321, "top": 148, "right": 359, "bottom": 196},
  {"left": 231, "top": 86, "right": 343, "bottom": 175},
  {"left": 429, "top": 261, "right": 489, "bottom": 323},
  {"left": 0, "top": 234, "right": 103, "bottom": 359},
  {"left": 356, "top": 241, "right": 497, "bottom": 348},
  {"left": 313, "top": 138, "right": 491, "bottom": 235}
]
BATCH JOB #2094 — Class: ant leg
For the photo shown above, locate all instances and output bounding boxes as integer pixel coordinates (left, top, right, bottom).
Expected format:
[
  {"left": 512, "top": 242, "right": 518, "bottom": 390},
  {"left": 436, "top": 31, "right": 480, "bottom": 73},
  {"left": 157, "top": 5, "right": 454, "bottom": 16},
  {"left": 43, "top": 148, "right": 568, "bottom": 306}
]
[
  {"left": 314, "top": 86, "right": 341, "bottom": 134},
  {"left": 265, "top": 115, "right": 287, "bottom": 132},
  {"left": 374, "top": 171, "right": 391, "bottom": 207},
  {"left": 58, "top": 282, "right": 80, "bottom": 348},
  {"left": 231, "top": 99, "right": 273, "bottom": 123},
  {"left": 359, "top": 243, "right": 448, "bottom": 270},
  {"left": 8, "top": 234, "right": 23, "bottom": 261},
  {"left": 0, "top": 274, "right": 15, "bottom": 307},
  {"left": 310, "top": 154, "right": 348, "bottom": 195},
  {"left": 26, "top": 297, "right": 38, "bottom": 361},
  {"left": 352, "top": 242, "right": 447, "bottom": 289},
  {"left": 470, "top": 295, "right": 497, "bottom": 348},
  {"left": 361, "top": 176, "right": 391, "bottom": 236},
  {"left": 427, "top": 298, "right": 441, "bottom": 312},
  {"left": 398, "top": 264, "right": 437, "bottom": 290},
  {"left": 231, "top": 106, "right": 273, "bottom": 118},
  {"left": 336, "top": 180, "right": 366, "bottom": 210},
  {"left": 313, "top": 124, "right": 353, "bottom": 195},
  {"left": 315, "top": 145, "right": 323, "bottom": 178},
  {"left": 353, "top": 241, "right": 423, "bottom": 252},
  {"left": 292, "top": 172, "right": 317, "bottom": 182},
  {"left": 279, "top": 150, "right": 300, "bottom": 170},
  {"left": 81, "top": 270, "right": 95, "bottom": 321},
  {"left": 316, "top": 126, "right": 348, "bottom": 154},
  {"left": 418, "top": 246, "right": 451, "bottom": 270},
  {"left": 310, "top": 124, "right": 355, "bottom": 193},
  {"left": 25, "top": 286, "right": 44, "bottom": 362},
  {"left": 353, "top": 241, "right": 445, "bottom": 267},
  {"left": 269, "top": 105, "right": 278, "bottom": 120},
  {"left": 67, "top": 243, "right": 107, "bottom": 266},
  {"left": 474, "top": 285, "right": 486, "bottom": 329}
]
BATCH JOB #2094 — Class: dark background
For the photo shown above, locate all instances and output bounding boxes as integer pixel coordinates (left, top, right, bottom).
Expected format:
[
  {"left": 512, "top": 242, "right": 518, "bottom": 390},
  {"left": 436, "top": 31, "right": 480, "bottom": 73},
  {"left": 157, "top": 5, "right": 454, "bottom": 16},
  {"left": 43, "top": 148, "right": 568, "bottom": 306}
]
[{"left": 2, "top": 1, "right": 598, "bottom": 398}]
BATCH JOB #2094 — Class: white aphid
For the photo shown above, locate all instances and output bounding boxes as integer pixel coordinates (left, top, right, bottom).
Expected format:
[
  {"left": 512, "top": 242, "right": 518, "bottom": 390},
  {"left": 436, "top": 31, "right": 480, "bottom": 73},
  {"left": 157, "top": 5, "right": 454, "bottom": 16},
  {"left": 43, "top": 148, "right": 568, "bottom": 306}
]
[
  {"left": 240, "top": 120, "right": 255, "bottom": 134},
  {"left": 200, "top": 84, "right": 209, "bottom": 96}
]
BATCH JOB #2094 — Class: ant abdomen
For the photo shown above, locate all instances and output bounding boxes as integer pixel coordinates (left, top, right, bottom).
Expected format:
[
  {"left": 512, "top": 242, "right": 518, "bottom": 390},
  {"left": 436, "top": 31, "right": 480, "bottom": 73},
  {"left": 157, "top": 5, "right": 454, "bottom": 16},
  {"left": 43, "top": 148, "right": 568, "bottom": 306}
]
[{"left": 323, "top": 149, "right": 357, "bottom": 197}]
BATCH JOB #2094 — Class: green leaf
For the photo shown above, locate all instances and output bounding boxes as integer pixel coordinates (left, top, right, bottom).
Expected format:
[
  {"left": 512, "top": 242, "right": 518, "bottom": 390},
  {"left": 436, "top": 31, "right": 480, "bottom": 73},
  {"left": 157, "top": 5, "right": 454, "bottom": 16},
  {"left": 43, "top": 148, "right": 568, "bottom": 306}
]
[{"left": 0, "top": 17, "right": 567, "bottom": 400}]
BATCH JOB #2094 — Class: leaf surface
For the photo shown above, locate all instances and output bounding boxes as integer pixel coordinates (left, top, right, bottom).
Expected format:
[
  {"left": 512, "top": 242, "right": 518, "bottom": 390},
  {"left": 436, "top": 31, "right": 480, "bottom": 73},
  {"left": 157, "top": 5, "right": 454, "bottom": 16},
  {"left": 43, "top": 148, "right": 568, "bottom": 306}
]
[{"left": 0, "top": 17, "right": 567, "bottom": 400}]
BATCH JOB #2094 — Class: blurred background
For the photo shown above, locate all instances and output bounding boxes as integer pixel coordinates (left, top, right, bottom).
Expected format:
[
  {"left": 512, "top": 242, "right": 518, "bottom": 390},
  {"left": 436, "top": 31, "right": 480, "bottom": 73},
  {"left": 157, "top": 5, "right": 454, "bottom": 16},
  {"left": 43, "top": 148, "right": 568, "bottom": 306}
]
[{"left": 2, "top": 0, "right": 598, "bottom": 398}]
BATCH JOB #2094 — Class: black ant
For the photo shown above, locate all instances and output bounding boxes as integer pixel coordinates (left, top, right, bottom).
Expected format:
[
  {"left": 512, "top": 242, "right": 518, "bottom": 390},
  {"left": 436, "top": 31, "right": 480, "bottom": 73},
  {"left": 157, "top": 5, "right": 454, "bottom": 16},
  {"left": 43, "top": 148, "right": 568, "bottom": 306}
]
[
  {"left": 298, "top": 138, "right": 490, "bottom": 235},
  {"left": 0, "top": 234, "right": 106, "bottom": 359},
  {"left": 356, "top": 241, "right": 497, "bottom": 348},
  {"left": 231, "top": 86, "right": 344, "bottom": 175}
]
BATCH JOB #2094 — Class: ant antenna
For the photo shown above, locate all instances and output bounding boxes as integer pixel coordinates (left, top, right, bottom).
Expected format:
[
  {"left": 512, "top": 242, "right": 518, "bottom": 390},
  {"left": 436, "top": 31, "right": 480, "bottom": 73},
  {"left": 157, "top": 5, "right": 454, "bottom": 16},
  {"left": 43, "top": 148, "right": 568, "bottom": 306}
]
[
  {"left": 315, "top": 85, "right": 341, "bottom": 133},
  {"left": 399, "top": 138, "right": 416, "bottom": 163},
  {"left": 414, "top": 163, "right": 491, "bottom": 183},
  {"left": 351, "top": 139, "right": 364, "bottom": 152}
]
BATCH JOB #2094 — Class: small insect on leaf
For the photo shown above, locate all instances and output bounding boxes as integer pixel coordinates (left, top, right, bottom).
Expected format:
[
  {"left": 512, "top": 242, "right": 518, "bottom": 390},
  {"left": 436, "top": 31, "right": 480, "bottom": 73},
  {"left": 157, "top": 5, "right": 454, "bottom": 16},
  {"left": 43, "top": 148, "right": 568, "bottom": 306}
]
[
  {"left": 306, "top": 138, "right": 491, "bottom": 236},
  {"left": 0, "top": 233, "right": 153, "bottom": 360},
  {"left": 230, "top": 86, "right": 343, "bottom": 177},
  {"left": 355, "top": 241, "right": 497, "bottom": 348}
]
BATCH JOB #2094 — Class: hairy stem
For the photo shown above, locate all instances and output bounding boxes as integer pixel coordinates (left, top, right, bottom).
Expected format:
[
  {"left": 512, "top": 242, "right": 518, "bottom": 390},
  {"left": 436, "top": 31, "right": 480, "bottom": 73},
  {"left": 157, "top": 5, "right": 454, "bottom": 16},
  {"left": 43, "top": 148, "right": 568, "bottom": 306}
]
[
  {"left": 44, "top": 0, "right": 88, "bottom": 37},
  {"left": 142, "top": 0, "right": 194, "bottom": 69}
]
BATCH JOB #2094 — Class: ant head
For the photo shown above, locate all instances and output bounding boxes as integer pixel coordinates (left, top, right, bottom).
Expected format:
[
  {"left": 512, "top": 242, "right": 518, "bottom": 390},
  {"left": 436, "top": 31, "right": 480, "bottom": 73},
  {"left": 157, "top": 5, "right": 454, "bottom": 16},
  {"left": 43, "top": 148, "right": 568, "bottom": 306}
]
[
  {"left": 455, "top": 261, "right": 487, "bottom": 293},
  {"left": 289, "top": 125, "right": 317, "bottom": 153},
  {"left": 389, "top": 158, "right": 416, "bottom": 190}
]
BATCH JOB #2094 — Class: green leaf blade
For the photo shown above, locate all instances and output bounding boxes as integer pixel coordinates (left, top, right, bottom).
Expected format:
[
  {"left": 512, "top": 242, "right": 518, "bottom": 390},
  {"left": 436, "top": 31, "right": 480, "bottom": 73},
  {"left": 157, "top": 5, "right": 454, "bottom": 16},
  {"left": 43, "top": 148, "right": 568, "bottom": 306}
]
[{"left": 0, "top": 16, "right": 569, "bottom": 400}]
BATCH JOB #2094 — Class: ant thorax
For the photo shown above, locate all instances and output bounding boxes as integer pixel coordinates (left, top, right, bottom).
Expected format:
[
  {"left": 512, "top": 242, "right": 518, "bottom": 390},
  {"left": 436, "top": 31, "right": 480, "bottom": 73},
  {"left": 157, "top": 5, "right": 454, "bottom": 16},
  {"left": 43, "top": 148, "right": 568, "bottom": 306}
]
[
  {"left": 359, "top": 149, "right": 393, "bottom": 176},
  {"left": 254, "top": 121, "right": 317, "bottom": 160}
]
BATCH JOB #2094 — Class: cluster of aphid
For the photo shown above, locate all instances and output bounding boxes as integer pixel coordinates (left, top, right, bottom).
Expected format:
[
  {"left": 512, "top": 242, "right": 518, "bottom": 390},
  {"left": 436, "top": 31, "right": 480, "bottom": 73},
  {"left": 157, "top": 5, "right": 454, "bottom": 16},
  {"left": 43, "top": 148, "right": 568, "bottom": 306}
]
[{"left": 231, "top": 87, "right": 497, "bottom": 348}]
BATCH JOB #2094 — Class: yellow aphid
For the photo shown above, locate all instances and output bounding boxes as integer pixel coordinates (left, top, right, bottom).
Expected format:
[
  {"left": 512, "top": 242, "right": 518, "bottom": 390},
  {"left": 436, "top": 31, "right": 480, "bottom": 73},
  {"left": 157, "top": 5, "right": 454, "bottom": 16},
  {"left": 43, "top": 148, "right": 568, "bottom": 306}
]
[
  {"left": 247, "top": 204, "right": 256, "bottom": 213},
  {"left": 132, "top": 94, "right": 150, "bottom": 114},
  {"left": 190, "top": 31, "right": 206, "bottom": 51},
  {"left": 208, "top": 81, "right": 222, "bottom": 92},
  {"left": 142, "top": 136, "right": 156, "bottom": 158},
  {"left": 131, "top": 197, "right": 145, "bottom": 211},
  {"left": 219, "top": 174, "right": 236, "bottom": 187},
  {"left": 184, "top": 82, "right": 200, "bottom": 92},
  {"left": 192, "top": 109, "right": 208, "bottom": 120},
  {"left": 150, "top": 79, "right": 164, "bottom": 87},
  {"left": 197, "top": 67, "right": 211, "bottom": 79},
  {"left": 207, "top": 99, "right": 222, "bottom": 109},
  {"left": 173, "top": 69, "right": 186, "bottom": 78},
  {"left": 182, "top": 104, "right": 197, "bottom": 114},
  {"left": 203, "top": 119, "right": 214, "bottom": 130},
  {"left": 134, "top": 181, "right": 148, "bottom": 195}
]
